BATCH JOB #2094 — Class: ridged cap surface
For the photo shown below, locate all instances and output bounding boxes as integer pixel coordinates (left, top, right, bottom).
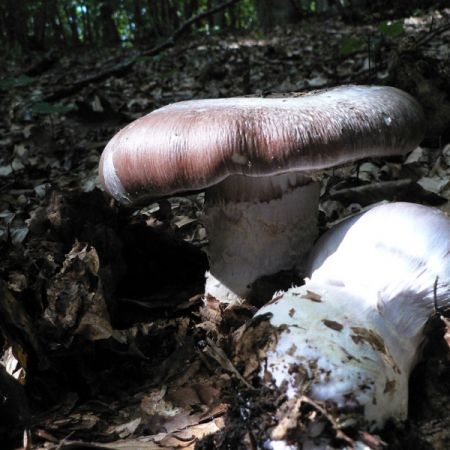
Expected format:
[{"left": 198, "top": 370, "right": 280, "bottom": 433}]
[{"left": 99, "top": 85, "right": 425, "bottom": 204}]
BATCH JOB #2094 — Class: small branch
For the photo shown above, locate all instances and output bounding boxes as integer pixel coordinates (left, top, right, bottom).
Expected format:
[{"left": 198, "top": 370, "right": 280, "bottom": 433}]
[
  {"left": 300, "top": 395, "right": 355, "bottom": 447},
  {"left": 416, "top": 23, "right": 450, "bottom": 48},
  {"left": 141, "top": 0, "right": 241, "bottom": 57},
  {"left": 203, "top": 337, "right": 254, "bottom": 389},
  {"left": 44, "top": 0, "right": 241, "bottom": 102},
  {"left": 44, "top": 58, "right": 134, "bottom": 102}
]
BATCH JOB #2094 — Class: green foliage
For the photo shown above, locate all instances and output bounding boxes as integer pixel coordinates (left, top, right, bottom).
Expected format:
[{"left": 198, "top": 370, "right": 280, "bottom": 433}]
[
  {"left": 339, "top": 37, "right": 366, "bottom": 56},
  {"left": 339, "top": 19, "right": 404, "bottom": 58},
  {"left": 31, "top": 102, "right": 74, "bottom": 115},
  {"left": 0, "top": 0, "right": 410, "bottom": 52},
  {"left": 0, "top": 75, "right": 34, "bottom": 90},
  {"left": 309, "top": 1, "right": 317, "bottom": 12},
  {"left": 378, "top": 20, "right": 404, "bottom": 38}
]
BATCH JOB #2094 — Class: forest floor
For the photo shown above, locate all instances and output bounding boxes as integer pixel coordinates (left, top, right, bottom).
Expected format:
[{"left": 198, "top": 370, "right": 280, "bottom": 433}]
[{"left": 1, "top": 5, "right": 450, "bottom": 450}]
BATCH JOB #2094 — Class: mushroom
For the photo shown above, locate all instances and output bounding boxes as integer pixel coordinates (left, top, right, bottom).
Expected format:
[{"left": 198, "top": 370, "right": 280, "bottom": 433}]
[
  {"left": 250, "top": 203, "right": 450, "bottom": 437},
  {"left": 99, "top": 86, "right": 425, "bottom": 303}
]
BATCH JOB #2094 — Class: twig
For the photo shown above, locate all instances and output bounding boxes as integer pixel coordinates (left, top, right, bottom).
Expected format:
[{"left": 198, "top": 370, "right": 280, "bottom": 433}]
[
  {"left": 300, "top": 395, "right": 355, "bottom": 447},
  {"left": 141, "top": 0, "right": 241, "bottom": 57},
  {"left": 203, "top": 337, "right": 254, "bottom": 389},
  {"left": 44, "top": 0, "right": 241, "bottom": 102},
  {"left": 44, "top": 58, "right": 135, "bottom": 102},
  {"left": 416, "top": 22, "right": 450, "bottom": 48}
]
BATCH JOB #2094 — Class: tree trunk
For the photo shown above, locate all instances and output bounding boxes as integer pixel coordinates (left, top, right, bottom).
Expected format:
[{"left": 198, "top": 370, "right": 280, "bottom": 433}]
[
  {"left": 80, "top": 0, "right": 93, "bottom": 43},
  {"left": 63, "top": 4, "right": 80, "bottom": 46},
  {"left": 227, "top": 3, "right": 237, "bottom": 29},
  {"left": 148, "top": 0, "right": 165, "bottom": 36},
  {"left": 184, "top": 0, "right": 199, "bottom": 22},
  {"left": 168, "top": 0, "right": 179, "bottom": 29},
  {"left": 315, "top": 0, "right": 329, "bottom": 12},
  {"left": 99, "top": 2, "right": 121, "bottom": 45},
  {"left": 254, "top": 0, "right": 301, "bottom": 29},
  {"left": 133, "top": 0, "right": 144, "bottom": 42},
  {"left": 2, "top": 0, "right": 29, "bottom": 48},
  {"left": 207, "top": 0, "right": 226, "bottom": 30},
  {"left": 207, "top": 0, "right": 214, "bottom": 29},
  {"left": 32, "top": 2, "right": 47, "bottom": 49},
  {"left": 51, "top": 0, "right": 67, "bottom": 46},
  {"left": 0, "top": 6, "right": 6, "bottom": 43}
]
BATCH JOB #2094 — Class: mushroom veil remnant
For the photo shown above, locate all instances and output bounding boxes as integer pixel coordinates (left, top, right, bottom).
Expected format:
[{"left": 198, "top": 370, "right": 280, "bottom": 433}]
[
  {"left": 99, "top": 86, "right": 425, "bottom": 303},
  {"left": 249, "top": 203, "right": 450, "bottom": 445}
]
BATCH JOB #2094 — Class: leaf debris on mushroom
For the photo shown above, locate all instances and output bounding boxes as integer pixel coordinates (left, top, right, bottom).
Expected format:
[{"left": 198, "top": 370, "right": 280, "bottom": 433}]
[{"left": 247, "top": 202, "right": 450, "bottom": 447}]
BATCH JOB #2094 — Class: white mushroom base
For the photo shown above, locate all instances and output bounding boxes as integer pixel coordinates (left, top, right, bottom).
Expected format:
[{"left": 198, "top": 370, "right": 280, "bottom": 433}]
[
  {"left": 203, "top": 175, "right": 320, "bottom": 304},
  {"left": 257, "top": 281, "right": 414, "bottom": 429},
  {"left": 250, "top": 203, "right": 450, "bottom": 448}
]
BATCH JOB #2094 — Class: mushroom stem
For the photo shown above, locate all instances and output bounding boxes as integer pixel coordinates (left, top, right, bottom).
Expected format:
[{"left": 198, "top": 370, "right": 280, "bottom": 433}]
[
  {"left": 203, "top": 173, "right": 320, "bottom": 303},
  {"left": 98, "top": 86, "right": 426, "bottom": 307},
  {"left": 248, "top": 203, "right": 450, "bottom": 435}
]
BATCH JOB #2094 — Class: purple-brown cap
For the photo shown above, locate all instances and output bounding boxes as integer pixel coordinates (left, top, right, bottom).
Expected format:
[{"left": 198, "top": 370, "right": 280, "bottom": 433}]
[{"left": 99, "top": 85, "right": 425, "bottom": 205}]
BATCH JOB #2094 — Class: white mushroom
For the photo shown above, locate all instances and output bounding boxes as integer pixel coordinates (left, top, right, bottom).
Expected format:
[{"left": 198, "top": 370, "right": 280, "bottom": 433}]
[
  {"left": 99, "top": 86, "right": 425, "bottom": 304},
  {"left": 251, "top": 203, "right": 450, "bottom": 442}
]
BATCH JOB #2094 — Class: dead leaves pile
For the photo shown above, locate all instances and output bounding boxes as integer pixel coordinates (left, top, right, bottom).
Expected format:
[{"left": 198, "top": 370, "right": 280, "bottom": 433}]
[{"left": 1, "top": 6, "right": 450, "bottom": 450}]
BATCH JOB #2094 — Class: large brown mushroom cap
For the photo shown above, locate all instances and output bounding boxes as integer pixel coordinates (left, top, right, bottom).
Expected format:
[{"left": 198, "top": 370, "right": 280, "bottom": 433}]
[{"left": 99, "top": 85, "right": 425, "bottom": 204}]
